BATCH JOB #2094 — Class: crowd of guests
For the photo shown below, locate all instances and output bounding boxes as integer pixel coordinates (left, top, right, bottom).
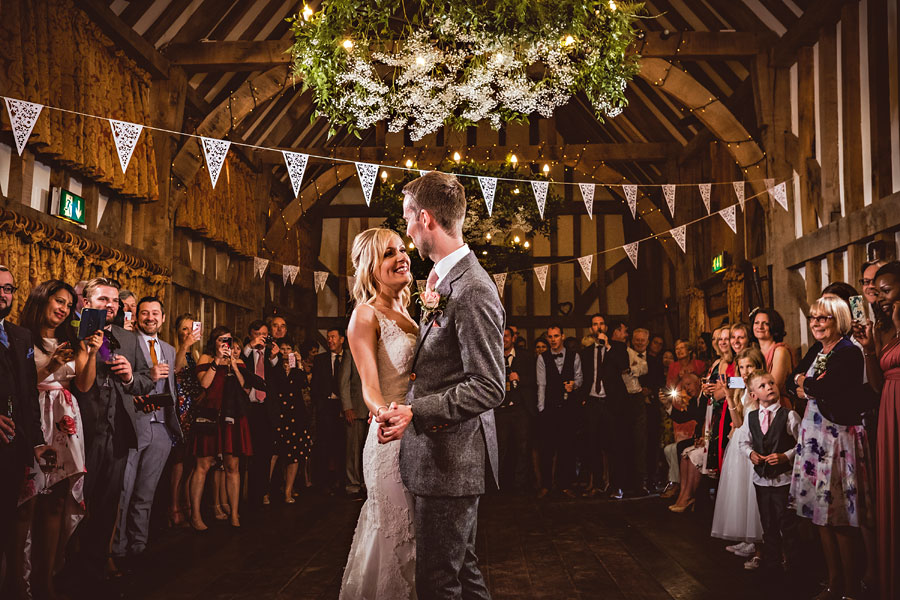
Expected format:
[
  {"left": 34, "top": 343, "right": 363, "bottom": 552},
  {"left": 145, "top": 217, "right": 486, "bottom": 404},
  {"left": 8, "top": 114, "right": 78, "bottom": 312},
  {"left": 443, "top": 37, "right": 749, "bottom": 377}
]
[{"left": 0, "top": 269, "right": 371, "bottom": 600}]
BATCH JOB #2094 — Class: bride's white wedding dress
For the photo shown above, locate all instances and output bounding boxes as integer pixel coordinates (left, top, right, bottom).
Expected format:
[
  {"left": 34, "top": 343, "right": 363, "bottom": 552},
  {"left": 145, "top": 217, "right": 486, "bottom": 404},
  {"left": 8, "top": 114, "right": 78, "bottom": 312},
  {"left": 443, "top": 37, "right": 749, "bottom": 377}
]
[{"left": 339, "top": 307, "right": 418, "bottom": 600}]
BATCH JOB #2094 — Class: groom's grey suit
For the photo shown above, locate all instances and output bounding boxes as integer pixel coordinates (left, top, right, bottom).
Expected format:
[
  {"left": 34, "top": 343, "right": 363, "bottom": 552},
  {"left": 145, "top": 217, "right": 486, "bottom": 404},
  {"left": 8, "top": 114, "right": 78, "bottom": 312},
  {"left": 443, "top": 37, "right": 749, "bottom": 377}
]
[{"left": 402, "top": 250, "right": 506, "bottom": 600}]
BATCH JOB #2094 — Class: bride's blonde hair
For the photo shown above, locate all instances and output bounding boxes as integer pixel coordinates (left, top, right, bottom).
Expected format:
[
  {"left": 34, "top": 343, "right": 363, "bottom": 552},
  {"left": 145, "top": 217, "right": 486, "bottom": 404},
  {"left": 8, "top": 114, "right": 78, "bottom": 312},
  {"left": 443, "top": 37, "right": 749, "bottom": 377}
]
[{"left": 351, "top": 228, "right": 412, "bottom": 308}]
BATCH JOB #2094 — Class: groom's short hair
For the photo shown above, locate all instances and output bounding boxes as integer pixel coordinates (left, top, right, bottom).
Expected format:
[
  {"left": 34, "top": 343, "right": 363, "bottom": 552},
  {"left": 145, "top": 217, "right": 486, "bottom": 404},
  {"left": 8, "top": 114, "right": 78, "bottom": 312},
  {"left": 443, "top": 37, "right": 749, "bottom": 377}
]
[{"left": 402, "top": 172, "right": 466, "bottom": 236}]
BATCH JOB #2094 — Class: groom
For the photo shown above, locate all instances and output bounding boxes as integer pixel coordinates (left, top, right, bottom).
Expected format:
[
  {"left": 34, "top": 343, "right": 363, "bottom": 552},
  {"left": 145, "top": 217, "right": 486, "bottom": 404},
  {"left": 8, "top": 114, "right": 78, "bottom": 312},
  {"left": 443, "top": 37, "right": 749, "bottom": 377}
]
[{"left": 377, "top": 171, "right": 506, "bottom": 599}]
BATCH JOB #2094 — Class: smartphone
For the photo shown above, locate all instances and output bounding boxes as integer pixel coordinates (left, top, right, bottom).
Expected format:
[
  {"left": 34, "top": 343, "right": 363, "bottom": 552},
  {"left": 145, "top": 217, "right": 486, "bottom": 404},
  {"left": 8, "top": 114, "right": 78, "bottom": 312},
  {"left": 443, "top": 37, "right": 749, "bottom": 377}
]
[
  {"left": 728, "top": 377, "right": 746, "bottom": 389},
  {"left": 124, "top": 311, "right": 132, "bottom": 322},
  {"left": 192, "top": 321, "right": 202, "bottom": 334},
  {"left": 77, "top": 308, "right": 107, "bottom": 339},
  {"left": 288, "top": 353, "right": 297, "bottom": 369},
  {"left": 849, "top": 295, "right": 866, "bottom": 322}
]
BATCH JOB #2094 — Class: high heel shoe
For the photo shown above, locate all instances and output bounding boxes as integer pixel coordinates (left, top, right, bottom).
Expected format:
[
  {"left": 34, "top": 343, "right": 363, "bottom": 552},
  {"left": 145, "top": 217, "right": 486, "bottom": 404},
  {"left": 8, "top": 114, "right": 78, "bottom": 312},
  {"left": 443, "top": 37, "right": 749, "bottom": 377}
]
[
  {"left": 190, "top": 520, "right": 209, "bottom": 532},
  {"left": 168, "top": 509, "right": 188, "bottom": 528},
  {"left": 213, "top": 504, "right": 228, "bottom": 521},
  {"left": 667, "top": 499, "right": 695, "bottom": 513}
]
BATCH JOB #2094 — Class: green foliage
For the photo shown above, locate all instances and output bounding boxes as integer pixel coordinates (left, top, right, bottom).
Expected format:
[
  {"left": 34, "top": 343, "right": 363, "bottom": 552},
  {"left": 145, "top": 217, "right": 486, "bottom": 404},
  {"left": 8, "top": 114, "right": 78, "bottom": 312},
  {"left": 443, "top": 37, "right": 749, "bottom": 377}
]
[{"left": 369, "top": 162, "right": 562, "bottom": 280}]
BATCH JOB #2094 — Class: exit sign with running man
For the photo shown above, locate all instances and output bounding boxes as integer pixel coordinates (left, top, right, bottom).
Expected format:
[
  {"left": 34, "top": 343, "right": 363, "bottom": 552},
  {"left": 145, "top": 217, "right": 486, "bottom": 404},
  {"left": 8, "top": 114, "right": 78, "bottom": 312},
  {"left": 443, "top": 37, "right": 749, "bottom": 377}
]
[{"left": 53, "top": 188, "right": 86, "bottom": 226}]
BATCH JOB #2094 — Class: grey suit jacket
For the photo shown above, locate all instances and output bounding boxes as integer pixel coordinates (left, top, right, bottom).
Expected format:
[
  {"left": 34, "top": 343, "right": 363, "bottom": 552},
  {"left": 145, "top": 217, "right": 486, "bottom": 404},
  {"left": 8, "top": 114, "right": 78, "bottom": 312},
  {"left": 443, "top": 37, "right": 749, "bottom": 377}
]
[
  {"left": 400, "top": 251, "right": 506, "bottom": 497},
  {"left": 127, "top": 332, "right": 182, "bottom": 449},
  {"left": 339, "top": 345, "right": 366, "bottom": 417}
]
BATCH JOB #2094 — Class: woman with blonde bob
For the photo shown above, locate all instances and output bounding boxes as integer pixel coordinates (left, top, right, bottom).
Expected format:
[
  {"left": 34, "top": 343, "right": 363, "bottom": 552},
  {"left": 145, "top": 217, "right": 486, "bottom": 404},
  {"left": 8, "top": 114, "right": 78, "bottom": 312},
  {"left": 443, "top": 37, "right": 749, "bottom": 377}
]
[{"left": 339, "top": 227, "right": 418, "bottom": 599}]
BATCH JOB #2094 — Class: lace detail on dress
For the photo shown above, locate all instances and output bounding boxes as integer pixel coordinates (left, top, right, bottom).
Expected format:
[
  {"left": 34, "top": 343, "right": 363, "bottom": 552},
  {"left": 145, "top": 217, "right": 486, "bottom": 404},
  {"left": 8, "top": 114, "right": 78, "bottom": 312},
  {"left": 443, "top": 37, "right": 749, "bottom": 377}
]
[{"left": 339, "top": 306, "right": 418, "bottom": 600}]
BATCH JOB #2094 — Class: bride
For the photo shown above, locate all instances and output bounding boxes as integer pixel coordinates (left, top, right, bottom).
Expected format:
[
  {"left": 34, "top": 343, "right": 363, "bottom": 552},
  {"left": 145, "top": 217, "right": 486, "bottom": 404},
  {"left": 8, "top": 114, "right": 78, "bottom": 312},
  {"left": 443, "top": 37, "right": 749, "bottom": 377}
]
[{"left": 340, "top": 227, "right": 418, "bottom": 600}]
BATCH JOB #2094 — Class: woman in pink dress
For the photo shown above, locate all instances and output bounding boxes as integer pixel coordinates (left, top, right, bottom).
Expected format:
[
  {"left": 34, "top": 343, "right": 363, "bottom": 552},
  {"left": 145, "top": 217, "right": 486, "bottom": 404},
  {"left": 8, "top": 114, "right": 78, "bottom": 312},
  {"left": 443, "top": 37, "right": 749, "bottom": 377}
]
[
  {"left": 856, "top": 261, "right": 900, "bottom": 600},
  {"left": 752, "top": 308, "right": 794, "bottom": 408}
]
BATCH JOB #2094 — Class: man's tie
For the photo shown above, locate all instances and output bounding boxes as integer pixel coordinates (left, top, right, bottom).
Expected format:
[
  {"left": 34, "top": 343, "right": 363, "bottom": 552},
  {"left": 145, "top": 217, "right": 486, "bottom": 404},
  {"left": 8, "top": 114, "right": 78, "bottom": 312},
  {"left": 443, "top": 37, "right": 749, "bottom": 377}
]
[
  {"left": 637, "top": 352, "right": 644, "bottom": 359},
  {"left": 255, "top": 351, "right": 266, "bottom": 402},
  {"left": 552, "top": 353, "right": 563, "bottom": 359},
  {"left": 0, "top": 322, "right": 8, "bottom": 349},
  {"left": 760, "top": 408, "right": 771, "bottom": 435},
  {"left": 426, "top": 267, "right": 439, "bottom": 291},
  {"left": 595, "top": 345, "right": 603, "bottom": 394},
  {"left": 148, "top": 339, "right": 158, "bottom": 366}
]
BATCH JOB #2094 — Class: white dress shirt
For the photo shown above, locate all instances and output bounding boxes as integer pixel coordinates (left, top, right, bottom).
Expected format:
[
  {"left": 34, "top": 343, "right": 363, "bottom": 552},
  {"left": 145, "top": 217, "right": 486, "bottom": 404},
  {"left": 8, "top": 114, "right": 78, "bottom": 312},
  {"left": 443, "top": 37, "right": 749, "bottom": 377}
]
[
  {"left": 739, "top": 403, "right": 801, "bottom": 487},
  {"left": 624, "top": 346, "right": 648, "bottom": 394},
  {"left": 432, "top": 244, "right": 470, "bottom": 289},
  {"left": 535, "top": 348, "right": 583, "bottom": 412}
]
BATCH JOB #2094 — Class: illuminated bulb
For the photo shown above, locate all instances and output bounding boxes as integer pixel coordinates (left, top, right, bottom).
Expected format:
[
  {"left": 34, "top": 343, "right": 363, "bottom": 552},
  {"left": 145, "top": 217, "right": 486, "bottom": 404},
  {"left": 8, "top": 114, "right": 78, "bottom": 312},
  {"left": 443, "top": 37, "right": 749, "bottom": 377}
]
[
  {"left": 408, "top": 242, "right": 415, "bottom": 249},
  {"left": 542, "top": 163, "right": 550, "bottom": 173},
  {"left": 415, "top": 56, "right": 425, "bottom": 66},
  {"left": 609, "top": 0, "right": 616, "bottom": 10},
  {"left": 453, "top": 151, "right": 461, "bottom": 162},
  {"left": 302, "top": 4, "right": 313, "bottom": 20},
  {"left": 509, "top": 154, "right": 518, "bottom": 165},
  {"left": 482, "top": 251, "right": 488, "bottom": 255},
  {"left": 564, "top": 35, "right": 575, "bottom": 46},
  {"left": 513, "top": 187, "right": 520, "bottom": 194},
  {"left": 524, "top": 241, "right": 530, "bottom": 249},
  {"left": 496, "top": 52, "right": 504, "bottom": 63},
  {"left": 342, "top": 39, "right": 354, "bottom": 50},
  {"left": 380, "top": 170, "right": 388, "bottom": 180},
  {"left": 514, "top": 235, "right": 521, "bottom": 243},
  {"left": 486, "top": 233, "right": 492, "bottom": 241},
  {"left": 405, "top": 159, "right": 413, "bottom": 168}
]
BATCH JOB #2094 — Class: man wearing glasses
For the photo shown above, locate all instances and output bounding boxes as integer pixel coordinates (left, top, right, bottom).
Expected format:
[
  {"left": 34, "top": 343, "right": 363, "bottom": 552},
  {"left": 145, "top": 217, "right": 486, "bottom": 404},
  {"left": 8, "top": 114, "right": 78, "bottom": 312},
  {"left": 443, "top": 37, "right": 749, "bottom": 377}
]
[{"left": 0, "top": 266, "right": 53, "bottom": 578}]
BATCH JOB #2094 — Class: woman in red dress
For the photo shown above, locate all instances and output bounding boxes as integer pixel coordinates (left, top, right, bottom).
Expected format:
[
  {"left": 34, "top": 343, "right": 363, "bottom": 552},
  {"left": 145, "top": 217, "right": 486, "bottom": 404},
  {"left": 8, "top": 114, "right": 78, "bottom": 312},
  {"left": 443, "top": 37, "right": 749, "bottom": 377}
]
[
  {"left": 188, "top": 326, "right": 253, "bottom": 530},
  {"left": 856, "top": 261, "right": 900, "bottom": 599}
]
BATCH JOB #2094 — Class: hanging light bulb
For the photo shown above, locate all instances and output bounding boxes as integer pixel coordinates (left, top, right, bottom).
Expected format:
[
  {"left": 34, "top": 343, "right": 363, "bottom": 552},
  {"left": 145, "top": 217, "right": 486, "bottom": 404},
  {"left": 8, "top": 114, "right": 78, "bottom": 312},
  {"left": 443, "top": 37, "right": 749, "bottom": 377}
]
[
  {"left": 542, "top": 163, "right": 550, "bottom": 173},
  {"left": 405, "top": 159, "right": 413, "bottom": 168},
  {"left": 524, "top": 241, "right": 531, "bottom": 249},
  {"left": 380, "top": 170, "right": 388, "bottom": 180},
  {"left": 415, "top": 56, "right": 425, "bottom": 66},
  {"left": 487, "top": 233, "right": 492, "bottom": 240},
  {"left": 342, "top": 39, "right": 354, "bottom": 50},
  {"left": 408, "top": 242, "right": 415, "bottom": 249},
  {"left": 496, "top": 52, "right": 504, "bottom": 63},
  {"left": 564, "top": 35, "right": 575, "bottom": 46},
  {"left": 453, "top": 151, "right": 461, "bottom": 162},
  {"left": 302, "top": 4, "right": 313, "bottom": 20},
  {"left": 513, "top": 187, "right": 520, "bottom": 195},
  {"left": 509, "top": 154, "right": 518, "bottom": 165},
  {"left": 609, "top": 0, "right": 617, "bottom": 10},
  {"left": 514, "top": 235, "right": 521, "bottom": 244}
]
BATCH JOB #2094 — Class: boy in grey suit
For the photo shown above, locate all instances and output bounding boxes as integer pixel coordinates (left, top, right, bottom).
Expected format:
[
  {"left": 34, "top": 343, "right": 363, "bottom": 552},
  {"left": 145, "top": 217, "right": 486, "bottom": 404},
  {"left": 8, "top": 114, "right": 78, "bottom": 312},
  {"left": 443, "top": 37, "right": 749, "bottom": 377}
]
[{"left": 378, "top": 172, "right": 505, "bottom": 600}]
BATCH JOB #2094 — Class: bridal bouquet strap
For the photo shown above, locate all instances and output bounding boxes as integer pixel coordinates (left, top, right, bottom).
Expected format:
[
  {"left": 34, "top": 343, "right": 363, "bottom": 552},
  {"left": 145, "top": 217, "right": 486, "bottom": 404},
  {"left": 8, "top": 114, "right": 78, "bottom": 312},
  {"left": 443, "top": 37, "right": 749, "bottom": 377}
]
[{"left": 415, "top": 289, "right": 448, "bottom": 320}]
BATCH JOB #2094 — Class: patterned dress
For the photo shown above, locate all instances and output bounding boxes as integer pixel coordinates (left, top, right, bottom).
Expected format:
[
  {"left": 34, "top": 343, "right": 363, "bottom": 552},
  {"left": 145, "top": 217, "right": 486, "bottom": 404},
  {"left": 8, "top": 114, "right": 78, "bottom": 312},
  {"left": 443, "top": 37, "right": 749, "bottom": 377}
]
[
  {"left": 789, "top": 351, "right": 873, "bottom": 527},
  {"left": 273, "top": 369, "right": 313, "bottom": 462},
  {"left": 175, "top": 352, "right": 204, "bottom": 438}
]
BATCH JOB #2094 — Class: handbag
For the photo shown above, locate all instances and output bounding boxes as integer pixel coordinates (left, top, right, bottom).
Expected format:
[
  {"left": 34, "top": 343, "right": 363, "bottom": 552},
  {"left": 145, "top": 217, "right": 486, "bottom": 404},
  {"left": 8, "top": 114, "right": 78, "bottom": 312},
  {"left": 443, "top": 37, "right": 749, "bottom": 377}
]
[{"left": 192, "top": 406, "right": 219, "bottom": 435}]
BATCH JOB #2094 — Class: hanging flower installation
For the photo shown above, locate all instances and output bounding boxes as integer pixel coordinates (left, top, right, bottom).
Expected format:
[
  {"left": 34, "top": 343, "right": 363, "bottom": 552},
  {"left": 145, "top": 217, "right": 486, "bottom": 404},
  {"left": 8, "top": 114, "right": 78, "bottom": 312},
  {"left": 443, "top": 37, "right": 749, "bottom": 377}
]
[{"left": 288, "top": 0, "right": 644, "bottom": 140}]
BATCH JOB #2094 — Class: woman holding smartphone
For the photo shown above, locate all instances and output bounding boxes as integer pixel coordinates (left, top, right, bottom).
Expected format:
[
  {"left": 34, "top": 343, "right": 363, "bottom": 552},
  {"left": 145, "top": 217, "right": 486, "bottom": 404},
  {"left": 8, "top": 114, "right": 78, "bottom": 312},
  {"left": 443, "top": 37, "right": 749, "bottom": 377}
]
[{"left": 190, "top": 326, "right": 252, "bottom": 530}]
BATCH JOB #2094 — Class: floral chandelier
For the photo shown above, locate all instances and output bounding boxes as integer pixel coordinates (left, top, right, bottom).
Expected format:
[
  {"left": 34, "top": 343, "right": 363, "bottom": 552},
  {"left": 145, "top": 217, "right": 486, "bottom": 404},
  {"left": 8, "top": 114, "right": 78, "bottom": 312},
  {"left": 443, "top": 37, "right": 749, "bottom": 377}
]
[{"left": 289, "top": 1, "right": 644, "bottom": 141}]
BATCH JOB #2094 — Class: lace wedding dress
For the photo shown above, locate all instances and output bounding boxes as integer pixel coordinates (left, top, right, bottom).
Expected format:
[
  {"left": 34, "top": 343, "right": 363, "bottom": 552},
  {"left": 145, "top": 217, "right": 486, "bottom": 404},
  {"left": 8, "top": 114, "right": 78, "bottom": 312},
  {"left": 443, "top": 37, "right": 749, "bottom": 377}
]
[{"left": 339, "top": 307, "right": 418, "bottom": 600}]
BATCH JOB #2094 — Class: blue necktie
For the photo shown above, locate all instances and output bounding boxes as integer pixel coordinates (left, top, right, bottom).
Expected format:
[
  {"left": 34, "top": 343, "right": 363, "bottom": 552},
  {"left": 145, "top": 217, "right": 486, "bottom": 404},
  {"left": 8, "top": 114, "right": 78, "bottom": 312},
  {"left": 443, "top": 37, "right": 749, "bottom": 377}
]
[{"left": 0, "top": 321, "right": 8, "bottom": 348}]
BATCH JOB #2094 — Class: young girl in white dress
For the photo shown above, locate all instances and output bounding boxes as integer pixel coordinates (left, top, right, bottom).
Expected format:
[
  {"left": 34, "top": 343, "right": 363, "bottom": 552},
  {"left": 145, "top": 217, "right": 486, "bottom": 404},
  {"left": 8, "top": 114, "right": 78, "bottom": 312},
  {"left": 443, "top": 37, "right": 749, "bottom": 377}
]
[
  {"left": 340, "top": 228, "right": 419, "bottom": 600},
  {"left": 710, "top": 347, "right": 765, "bottom": 558}
]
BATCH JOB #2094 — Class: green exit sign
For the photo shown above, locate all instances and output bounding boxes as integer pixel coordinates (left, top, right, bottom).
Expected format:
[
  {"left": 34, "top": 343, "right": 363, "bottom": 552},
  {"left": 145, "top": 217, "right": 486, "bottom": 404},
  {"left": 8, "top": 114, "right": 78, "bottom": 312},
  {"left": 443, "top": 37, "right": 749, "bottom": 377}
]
[
  {"left": 55, "top": 188, "right": 85, "bottom": 225},
  {"left": 712, "top": 252, "right": 728, "bottom": 274}
]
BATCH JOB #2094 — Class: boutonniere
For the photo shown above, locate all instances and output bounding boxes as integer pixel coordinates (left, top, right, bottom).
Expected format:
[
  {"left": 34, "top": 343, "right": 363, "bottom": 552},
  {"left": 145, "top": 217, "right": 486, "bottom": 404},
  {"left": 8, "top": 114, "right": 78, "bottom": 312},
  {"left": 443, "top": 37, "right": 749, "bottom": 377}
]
[
  {"left": 415, "top": 289, "right": 448, "bottom": 320},
  {"left": 812, "top": 351, "right": 831, "bottom": 378}
]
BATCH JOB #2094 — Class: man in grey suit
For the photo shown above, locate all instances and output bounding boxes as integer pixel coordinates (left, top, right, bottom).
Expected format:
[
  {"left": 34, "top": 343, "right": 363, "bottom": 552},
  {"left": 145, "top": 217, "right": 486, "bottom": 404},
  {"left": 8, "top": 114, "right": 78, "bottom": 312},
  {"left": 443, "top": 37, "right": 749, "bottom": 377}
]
[
  {"left": 339, "top": 343, "right": 367, "bottom": 497},
  {"left": 113, "top": 296, "right": 182, "bottom": 562},
  {"left": 378, "top": 171, "right": 506, "bottom": 600}
]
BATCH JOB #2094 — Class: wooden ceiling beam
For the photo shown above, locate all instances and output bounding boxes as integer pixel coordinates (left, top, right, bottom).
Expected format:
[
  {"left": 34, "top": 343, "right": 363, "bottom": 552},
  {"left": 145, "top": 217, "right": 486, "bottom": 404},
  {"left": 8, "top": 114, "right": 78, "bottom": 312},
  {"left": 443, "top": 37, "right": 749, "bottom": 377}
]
[
  {"left": 166, "top": 40, "right": 292, "bottom": 71},
  {"left": 261, "top": 142, "right": 678, "bottom": 165},
  {"left": 317, "top": 200, "right": 624, "bottom": 219},
  {"left": 771, "top": 0, "right": 859, "bottom": 67}
]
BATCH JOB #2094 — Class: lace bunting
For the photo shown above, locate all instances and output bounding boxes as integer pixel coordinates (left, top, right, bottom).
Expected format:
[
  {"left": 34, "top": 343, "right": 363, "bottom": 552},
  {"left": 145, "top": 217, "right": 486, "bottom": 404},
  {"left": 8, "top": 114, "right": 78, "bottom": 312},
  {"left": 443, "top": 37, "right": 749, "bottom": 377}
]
[
  {"left": 534, "top": 265, "right": 549, "bottom": 291},
  {"left": 314, "top": 271, "right": 329, "bottom": 292},
  {"left": 772, "top": 182, "right": 788, "bottom": 211},
  {"left": 109, "top": 119, "right": 143, "bottom": 174},
  {"left": 578, "top": 255, "right": 593, "bottom": 280},
  {"left": 699, "top": 183, "right": 711, "bottom": 214},
  {"left": 671, "top": 225, "right": 687, "bottom": 253},
  {"left": 531, "top": 180, "right": 549, "bottom": 219},
  {"left": 356, "top": 162, "right": 380, "bottom": 206},
  {"left": 663, "top": 184, "right": 676, "bottom": 218},
  {"left": 623, "top": 241, "right": 639, "bottom": 268},
  {"left": 253, "top": 257, "right": 269, "bottom": 278},
  {"left": 479, "top": 177, "right": 497, "bottom": 216},
  {"left": 4, "top": 98, "right": 43, "bottom": 156},
  {"left": 200, "top": 137, "right": 231, "bottom": 189},
  {"left": 492, "top": 272, "right": 507, "bottom": 298},
  {"left": 579, "top": 183, "right": 595, "bottom": 219},
  {"left": 282, "top": 151, "right": 310, "bottom": 198},
  {"left": 720, "top": 205, "right": 737, "bottom": 233},
  {"left": 282, "top": 264, "right": 299, "bottom": 285},
  {"left": 733, "top": 181, "right": 745, "bottom": 212}
]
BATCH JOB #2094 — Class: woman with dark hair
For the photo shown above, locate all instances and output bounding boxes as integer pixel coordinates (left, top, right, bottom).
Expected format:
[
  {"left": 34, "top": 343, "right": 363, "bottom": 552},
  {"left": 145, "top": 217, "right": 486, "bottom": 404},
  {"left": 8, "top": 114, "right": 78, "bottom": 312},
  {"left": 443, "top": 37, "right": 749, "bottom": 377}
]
[
  {"left": 533, "top": 338, "right": 549, "bottom": 357},
  {"left": 189, "top": 326, "right": 253, "bottom": 530},
  {"left": 855, "top": 260, "right": 900, "bottom": 599},
  {"left": 822, "top": 281, "right": 859, "bottom": 305},
  {"left": 166, "top": 314, "right": 203, "bottom": 528},
  {"left": 269, "top": 339, "right": 313, "bottom": 503},
  {"left": 752, "top": 309, "right": 793, "bottom": 403},
  {"left": 13, "top": 280, "right": 90, "bottom": 599}
]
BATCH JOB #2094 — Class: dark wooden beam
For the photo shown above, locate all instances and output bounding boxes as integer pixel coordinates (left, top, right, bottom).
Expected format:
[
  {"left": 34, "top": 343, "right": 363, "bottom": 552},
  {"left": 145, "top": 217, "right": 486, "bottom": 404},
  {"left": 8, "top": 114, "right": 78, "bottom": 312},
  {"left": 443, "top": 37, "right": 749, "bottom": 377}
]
[
  {"left": 318, "top": 200, "right": 624, "bottom": 219},
  {"left": 263, "top": 142, "right": 678, "bottom": 166},
  {"left": 166, "top": 40, "right": 292, "bottom": 72},
  {"left": 636, "top": 31, "right": 774, "bottom": 59},
  {"left": 771, "top": 0, "right": 859, "bottom": 67}
]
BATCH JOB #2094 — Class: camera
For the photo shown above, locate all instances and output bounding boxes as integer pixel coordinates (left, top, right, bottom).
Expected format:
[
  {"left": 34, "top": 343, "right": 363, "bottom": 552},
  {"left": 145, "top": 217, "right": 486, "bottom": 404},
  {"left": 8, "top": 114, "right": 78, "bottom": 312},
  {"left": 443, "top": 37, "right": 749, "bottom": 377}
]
[{"left": 264, "top": 335, "right": 275, "bottom": 346}]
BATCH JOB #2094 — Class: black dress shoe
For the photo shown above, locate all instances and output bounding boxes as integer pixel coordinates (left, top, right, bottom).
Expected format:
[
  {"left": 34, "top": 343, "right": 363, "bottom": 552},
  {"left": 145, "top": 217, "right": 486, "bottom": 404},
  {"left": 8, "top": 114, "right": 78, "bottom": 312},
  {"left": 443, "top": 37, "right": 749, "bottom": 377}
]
[{"left": 611, "top": 488, "right": 625, "bottom": 500}]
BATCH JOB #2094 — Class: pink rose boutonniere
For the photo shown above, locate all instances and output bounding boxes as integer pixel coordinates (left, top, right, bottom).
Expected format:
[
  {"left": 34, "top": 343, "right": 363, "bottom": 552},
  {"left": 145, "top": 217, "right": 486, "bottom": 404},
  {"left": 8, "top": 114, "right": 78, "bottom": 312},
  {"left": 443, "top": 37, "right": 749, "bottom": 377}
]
[
  {"left": 56, "top": 415, "right": 77, "bottom": 436},
  {"left": 415, "top": 289, "right": 448, "bottom": 320}
]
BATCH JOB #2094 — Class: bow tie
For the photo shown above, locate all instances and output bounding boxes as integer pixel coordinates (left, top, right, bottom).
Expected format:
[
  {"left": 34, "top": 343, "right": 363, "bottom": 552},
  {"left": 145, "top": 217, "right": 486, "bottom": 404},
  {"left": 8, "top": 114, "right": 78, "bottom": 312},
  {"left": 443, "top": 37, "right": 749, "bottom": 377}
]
[
  {"left": 637, "top": 353, "right": 644, "bottom": 358},
  {"left": 552, "top": 353, "right": 563, "bottom": 358}
]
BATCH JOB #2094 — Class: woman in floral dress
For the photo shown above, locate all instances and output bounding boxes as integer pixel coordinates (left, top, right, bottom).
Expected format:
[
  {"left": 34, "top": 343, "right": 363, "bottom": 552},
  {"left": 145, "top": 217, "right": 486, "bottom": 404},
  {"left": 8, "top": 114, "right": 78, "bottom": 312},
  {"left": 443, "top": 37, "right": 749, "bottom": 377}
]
[
  {"left": 789, "top": 297, "right": 872, "bottom": 600},
  {"left": 14, "top": 280, "right": 95, "bottom": 599}
]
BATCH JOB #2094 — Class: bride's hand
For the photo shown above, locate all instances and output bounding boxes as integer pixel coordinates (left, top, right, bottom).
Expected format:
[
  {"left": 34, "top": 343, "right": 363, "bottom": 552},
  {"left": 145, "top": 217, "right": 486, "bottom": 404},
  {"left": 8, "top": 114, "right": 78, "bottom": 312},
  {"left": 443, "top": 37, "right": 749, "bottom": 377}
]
[{"left": 376, "top": 403, "right": 412, "bottom": 443}]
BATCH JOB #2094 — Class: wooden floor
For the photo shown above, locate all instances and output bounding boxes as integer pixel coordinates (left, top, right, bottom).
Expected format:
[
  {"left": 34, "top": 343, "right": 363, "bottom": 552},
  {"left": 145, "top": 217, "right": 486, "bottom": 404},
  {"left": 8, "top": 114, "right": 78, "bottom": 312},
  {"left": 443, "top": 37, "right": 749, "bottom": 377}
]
[{"left": 122, "top": 491, "right": 823, "bottom": 600}]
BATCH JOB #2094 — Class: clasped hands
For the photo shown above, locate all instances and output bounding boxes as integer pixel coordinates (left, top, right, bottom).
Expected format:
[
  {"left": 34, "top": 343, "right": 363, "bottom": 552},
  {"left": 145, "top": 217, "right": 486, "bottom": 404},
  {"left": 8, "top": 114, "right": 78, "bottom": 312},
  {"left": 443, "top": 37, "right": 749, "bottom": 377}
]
[
  {"left": 375, "top": 402, "right": 413, "bottom": 444},
  {"left": 749, "top": 451, "right": 789, "bottom": 466}
]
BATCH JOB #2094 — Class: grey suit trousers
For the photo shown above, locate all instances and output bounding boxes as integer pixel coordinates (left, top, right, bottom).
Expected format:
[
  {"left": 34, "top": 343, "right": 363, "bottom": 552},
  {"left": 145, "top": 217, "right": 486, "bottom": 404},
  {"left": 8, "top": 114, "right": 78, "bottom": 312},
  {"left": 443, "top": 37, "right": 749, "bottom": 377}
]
[
  {"left": 344, "top": 418, "right": 368, "bottom": 493},
  {"left": 113, "top": 423, "right": 172, "bottom": 556},
  {"left": 414, "top": 494, "right": 491, "bottom": 600}
]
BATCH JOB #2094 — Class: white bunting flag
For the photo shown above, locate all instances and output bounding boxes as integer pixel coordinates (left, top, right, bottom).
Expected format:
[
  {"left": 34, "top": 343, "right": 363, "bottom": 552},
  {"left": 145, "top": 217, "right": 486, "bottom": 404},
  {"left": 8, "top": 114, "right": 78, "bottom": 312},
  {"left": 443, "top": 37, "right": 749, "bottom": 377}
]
[
  {"left": 671, "top": 225, "right": 686, "bottom": 253},
  {"left": 253, "top": 257, "right": 269, "bottom": 278},
  {"left": 623, "top": 242, "right": 639, "bottom": 268},
  {"left": 773, "top": 181, "right": 788, "bottom": 211},
  {"left": 282, "top": 151, "right": 309, "bottom": 198},
  {"left": 416, "top": 280, "right": 427, "bottom": 293},
  {"left": 579, "top": 183, "right": 595, "bottom": 219},
  {"left": 493, "top": 272, "right": 507, "bottom": 298},
  {"left": 531, "top": 180, "right": 549, "bottom": 219},
  {"left": 699, "top": 183, "right": 711, "bottom": 214},
  {"left": 314, "top": 271, "right": 329, "bottom": 292},
  {"left": 534, "top": 265, "right": 549, "bottom": 291},
  {"left": 663, "top": 184, "right": 676, "bottom": 218},
  {"left": 720, "top": 205, "right": 737, "bottom": 233},
  {"left": 624, "top": 185, "right": 638, "bottom": 219},
  {"left": 200, "top": 137, "right": 231, "bottom": 189},
  {"left": 282, "top": 264, "right": 299, "bottom": 285},
  {"left": 109, "top": 119, "right": 143, "bottom": 174},
  {"left": 4, "top": 98, "right": 43, "bottom": 156},
  {"left": 355, "top": 162, "right": 380, "bottom": 206},
  {"left": 733, "top": 181, "right": 745, "bottom": 211},
  {"left": 578, "top": 254, "right": 594, "bottom": 280},
  {"left": 418, "top": 170, "right": 430, "bottom": 177},
  {"left": 478, "top": 176, "right": 498, "bottom": 216}
]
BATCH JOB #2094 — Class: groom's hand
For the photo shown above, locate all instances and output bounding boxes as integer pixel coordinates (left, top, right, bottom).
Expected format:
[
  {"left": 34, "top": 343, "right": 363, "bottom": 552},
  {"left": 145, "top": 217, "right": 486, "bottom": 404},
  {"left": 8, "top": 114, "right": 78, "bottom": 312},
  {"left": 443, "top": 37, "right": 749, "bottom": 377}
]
[{"left": 376, "top": 403, "right": 412, "bottom": 444}]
